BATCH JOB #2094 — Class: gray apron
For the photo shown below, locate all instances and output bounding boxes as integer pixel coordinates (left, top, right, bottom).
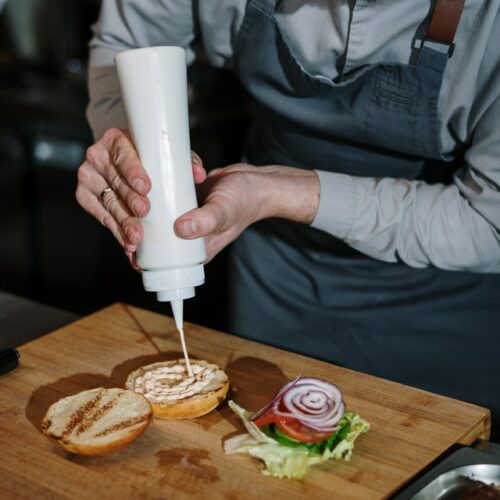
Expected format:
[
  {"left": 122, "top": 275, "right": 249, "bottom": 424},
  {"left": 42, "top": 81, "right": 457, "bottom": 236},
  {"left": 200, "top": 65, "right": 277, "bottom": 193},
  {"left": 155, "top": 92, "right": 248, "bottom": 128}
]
[{"left": 229, "top": 0, "right": 500, "bottom": 435}]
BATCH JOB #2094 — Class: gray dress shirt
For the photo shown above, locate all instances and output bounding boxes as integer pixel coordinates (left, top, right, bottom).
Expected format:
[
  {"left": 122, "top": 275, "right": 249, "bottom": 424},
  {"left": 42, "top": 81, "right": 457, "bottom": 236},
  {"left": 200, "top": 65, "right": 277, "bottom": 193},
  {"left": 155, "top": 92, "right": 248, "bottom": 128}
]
[{"left": 87, "top": 0, "right": 500, "bottom": 273}]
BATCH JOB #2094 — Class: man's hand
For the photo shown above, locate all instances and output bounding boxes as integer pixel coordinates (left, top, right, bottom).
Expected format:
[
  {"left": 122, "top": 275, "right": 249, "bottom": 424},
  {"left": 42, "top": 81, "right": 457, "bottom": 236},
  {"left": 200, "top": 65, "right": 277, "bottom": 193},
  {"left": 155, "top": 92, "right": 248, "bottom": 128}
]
[
  {"left": 75, "top": 128, "right": 205, "bottom": 268},
  {"left": 175, "top": 164, "right": 320, "bottom": 262}
]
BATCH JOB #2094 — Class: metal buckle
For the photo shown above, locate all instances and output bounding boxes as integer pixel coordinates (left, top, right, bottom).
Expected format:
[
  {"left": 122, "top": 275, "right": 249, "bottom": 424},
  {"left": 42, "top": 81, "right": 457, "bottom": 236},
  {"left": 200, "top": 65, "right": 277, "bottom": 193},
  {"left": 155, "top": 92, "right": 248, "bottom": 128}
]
[{"left": 416, "top": 37, "right": 456, "bottom": 58}]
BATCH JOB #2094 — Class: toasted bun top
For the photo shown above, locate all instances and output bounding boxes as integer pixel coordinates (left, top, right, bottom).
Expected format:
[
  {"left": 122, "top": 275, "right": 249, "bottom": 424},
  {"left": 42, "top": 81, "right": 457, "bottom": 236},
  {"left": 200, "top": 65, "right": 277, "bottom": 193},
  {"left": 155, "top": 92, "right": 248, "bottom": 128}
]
[
  {"left": 126, "top": 359, "right": 228, "bottom": 406},
  {"left": 42, "top": 387, "right": 153, "bottom": 447}
]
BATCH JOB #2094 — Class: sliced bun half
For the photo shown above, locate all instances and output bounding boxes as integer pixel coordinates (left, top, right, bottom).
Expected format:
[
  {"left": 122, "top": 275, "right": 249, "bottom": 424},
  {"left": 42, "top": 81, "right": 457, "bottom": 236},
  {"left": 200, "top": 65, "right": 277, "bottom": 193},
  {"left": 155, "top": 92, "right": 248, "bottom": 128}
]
[
  {"left": 125, "top": 359, "right": 229, "bottom": 419},
  {"left": 42, "top": 387, "right": 153, "bottom": 456}
]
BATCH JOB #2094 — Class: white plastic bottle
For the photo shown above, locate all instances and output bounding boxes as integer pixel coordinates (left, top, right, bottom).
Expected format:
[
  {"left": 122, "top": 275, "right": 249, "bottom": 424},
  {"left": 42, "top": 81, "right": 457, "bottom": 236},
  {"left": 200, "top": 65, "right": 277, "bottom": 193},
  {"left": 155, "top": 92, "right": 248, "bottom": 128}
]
[{"left": 115, "top": 46, "right": 206, "bottom": 330}]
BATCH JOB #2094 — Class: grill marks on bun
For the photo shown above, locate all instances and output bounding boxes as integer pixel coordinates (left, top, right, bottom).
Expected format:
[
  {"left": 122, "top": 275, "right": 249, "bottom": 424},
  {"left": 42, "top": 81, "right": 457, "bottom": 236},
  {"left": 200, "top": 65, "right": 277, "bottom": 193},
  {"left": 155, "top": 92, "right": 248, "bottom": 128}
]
[
  {"left": 95, "top": 415, "right": 151, "bottom": 438},
  {"left": 72, "top": 391, "right": 125, "bottom": 437},
  {"left": 42, "top": 388, "right": 153, "bottom": 456},
  {"left": 62, "top": 389, "right": 105, "bottom": 437}
]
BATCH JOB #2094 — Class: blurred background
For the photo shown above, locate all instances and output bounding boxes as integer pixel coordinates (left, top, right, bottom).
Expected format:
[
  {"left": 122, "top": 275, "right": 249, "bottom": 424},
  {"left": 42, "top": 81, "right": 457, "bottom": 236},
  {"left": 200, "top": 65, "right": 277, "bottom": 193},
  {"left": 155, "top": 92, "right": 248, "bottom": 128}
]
[{"left": 0, "top": 0, "right": 250, "bottom": 338}]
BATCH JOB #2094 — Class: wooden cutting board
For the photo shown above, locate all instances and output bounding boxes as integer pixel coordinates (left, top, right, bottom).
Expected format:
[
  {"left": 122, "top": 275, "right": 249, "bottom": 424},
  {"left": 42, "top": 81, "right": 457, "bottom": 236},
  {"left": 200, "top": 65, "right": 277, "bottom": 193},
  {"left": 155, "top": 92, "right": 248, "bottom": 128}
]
[{"left": 0, "top": 303, "right": 490, "bottom": 499}]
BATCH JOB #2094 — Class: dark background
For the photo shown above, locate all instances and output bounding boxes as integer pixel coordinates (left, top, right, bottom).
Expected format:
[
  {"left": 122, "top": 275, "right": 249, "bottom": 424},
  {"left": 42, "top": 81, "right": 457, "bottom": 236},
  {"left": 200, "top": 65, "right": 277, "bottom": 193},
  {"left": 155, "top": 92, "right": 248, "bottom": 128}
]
[{"left": 0, "top": 0, "right": 250, "bottom": 332}]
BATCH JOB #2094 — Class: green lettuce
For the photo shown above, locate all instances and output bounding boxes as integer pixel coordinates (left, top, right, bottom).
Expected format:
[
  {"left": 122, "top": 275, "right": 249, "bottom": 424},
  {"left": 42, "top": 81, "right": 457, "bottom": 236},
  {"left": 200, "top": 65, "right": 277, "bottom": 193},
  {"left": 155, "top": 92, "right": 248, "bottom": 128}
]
[{"left": 224, "top": 400, "right": 370, "bottom": 479}]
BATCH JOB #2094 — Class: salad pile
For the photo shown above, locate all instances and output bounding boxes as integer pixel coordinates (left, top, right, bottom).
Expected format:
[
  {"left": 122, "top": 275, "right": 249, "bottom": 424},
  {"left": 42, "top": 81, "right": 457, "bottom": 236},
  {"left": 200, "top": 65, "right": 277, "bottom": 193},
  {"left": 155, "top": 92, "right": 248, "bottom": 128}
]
[{"left": 224, "top": 375, "right": 369, "bottom": 479}]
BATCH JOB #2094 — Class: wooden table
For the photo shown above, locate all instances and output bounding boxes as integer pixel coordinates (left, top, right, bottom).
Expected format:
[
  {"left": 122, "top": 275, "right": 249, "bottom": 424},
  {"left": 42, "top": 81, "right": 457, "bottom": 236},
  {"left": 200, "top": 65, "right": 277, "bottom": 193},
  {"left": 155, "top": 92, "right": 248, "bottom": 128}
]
[{"left": 0, "top": 303, "right": 490, "bottom": 499}]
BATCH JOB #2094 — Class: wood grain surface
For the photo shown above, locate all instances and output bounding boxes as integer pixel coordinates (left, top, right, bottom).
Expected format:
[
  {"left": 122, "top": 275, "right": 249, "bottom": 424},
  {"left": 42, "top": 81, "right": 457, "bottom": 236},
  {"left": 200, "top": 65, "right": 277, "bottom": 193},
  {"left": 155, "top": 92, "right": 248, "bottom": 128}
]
[{"left": 0, "top": 303, "right": 491, "bottom": 499}]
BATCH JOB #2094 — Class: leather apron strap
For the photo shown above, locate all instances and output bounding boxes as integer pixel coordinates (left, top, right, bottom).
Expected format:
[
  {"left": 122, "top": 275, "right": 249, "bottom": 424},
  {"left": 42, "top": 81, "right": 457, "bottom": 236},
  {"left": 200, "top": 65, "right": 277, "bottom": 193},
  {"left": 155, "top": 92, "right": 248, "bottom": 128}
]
[{"left": 427, "top": 0, "right": 466, "bottom": 44}]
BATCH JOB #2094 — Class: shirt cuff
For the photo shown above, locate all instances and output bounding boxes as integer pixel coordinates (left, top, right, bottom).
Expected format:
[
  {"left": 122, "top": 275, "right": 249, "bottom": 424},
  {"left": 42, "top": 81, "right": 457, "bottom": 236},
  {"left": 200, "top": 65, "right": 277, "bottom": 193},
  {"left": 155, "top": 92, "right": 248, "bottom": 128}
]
[{"left": 311, "top": 170, "right": 356, "bottom": 240}]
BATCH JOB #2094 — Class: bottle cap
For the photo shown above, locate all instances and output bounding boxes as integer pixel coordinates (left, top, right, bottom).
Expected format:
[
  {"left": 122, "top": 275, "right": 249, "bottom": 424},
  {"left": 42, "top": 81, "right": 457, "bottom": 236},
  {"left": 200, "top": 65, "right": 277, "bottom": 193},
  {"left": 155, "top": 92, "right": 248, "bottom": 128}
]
[
  {"left": 142, "top": 264, "right": 204, "bottom": 297},
  {"left": 156, "top": 287, "right": 194, "bottom": 302}
]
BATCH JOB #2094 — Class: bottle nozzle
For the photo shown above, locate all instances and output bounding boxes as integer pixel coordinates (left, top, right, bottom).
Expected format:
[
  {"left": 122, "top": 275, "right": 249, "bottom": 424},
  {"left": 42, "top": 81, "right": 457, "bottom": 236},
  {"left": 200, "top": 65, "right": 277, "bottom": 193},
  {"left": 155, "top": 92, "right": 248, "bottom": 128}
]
[{"left": 170, "top": 299, "right": 183, "bottom": 330}]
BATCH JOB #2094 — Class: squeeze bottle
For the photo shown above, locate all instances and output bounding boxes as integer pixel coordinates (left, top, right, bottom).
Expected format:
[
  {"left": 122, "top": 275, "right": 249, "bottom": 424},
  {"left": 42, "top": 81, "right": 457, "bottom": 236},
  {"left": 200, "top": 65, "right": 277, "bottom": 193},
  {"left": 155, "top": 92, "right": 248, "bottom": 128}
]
[{"left": 114, "top": 47, "right": 206, "bottom": 329}]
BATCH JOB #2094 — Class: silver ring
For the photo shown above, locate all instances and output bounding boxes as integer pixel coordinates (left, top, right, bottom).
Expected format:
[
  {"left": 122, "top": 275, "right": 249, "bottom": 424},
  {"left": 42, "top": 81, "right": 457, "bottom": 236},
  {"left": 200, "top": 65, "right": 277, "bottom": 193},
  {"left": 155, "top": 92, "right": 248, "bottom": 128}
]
[{"left": 99, "top": 186, "right": 114, "bottom": 204}]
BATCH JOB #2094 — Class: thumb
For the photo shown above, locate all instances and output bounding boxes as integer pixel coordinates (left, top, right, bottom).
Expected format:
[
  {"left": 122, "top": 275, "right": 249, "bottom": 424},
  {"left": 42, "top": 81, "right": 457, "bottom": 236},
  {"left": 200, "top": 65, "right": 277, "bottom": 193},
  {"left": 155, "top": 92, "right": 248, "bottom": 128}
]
[
  {"left": 174, "top": 202, "right": 227, "bottom": 239},
  {"left": 191, "top": 151, "right": 206, "bottom": 184}
]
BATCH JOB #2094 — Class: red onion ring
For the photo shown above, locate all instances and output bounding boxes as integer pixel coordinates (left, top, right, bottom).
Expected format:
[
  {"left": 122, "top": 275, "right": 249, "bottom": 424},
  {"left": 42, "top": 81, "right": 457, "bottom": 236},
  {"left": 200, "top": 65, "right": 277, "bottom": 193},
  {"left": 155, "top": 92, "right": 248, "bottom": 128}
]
[
  {"left": 250, "top": 375, "right": 301, "bottom": 421},
  {"left": 251, "top": 376, "right": 345, "bottom": 433}
]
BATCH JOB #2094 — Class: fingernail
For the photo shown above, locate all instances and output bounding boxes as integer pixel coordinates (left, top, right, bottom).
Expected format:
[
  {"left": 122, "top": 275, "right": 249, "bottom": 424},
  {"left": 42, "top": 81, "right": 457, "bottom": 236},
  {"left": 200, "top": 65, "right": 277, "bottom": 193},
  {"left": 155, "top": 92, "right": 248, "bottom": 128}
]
[
  {"left": 134, "top": 179, "right": 145, "bottom": 193},
  {"left": 132, "top": 200, "right": 143, "bottom": 216},
  {"left": 179, "top": 219, "right": 197, "bottom": 237},
  {"left": 191, "top": 151, "right": 203, "bottom": 166},
  {"left": 125, "top": 227, "right": 136, "bottom": 243}
]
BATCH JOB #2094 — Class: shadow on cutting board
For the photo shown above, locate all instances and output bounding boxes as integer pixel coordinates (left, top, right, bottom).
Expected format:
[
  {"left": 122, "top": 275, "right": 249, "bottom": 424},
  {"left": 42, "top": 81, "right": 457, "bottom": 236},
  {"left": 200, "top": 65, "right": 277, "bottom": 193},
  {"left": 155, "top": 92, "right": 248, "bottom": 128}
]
[
  {"left": 25, "top": 353, "right": 289, "bottom": 444},
  {"left": 25, "top": 351, "right": 184, "bottom": 433}
]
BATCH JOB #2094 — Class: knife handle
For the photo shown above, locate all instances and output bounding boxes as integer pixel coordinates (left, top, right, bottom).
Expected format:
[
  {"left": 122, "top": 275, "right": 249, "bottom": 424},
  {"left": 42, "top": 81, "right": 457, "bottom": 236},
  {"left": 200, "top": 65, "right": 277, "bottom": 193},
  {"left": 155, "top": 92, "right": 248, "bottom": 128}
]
[{"left": 0, "top": 347, "right": 20, "bottom": 376}]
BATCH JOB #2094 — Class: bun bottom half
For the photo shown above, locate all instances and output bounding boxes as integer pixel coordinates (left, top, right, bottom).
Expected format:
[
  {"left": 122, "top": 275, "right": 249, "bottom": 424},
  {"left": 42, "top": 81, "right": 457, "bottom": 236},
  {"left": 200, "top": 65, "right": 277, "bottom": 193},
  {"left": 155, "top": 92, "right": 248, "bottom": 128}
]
[{"left": 126, "top": 359, "right": 229, "bottom": 420}]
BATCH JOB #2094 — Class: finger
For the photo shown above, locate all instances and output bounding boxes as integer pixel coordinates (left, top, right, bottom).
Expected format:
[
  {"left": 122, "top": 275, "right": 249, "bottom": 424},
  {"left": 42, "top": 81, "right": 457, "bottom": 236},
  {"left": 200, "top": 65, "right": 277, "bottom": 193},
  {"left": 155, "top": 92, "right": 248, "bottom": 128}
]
[
  {"left": 191, "top": 150, "right": 203, "bottom": 167},
  {"left": 78, "top": 159, "right": 144, "bottom": 246},
  {"left": 77, "top": 163, "right": 144, "bottom": 249},
  {"left": 125, "top": 249, "right": 141, "bottom": 271},
  {"left": 104, "top": 133, "right": 151, "bottom": 217},
  {"left": 83, "top": 132, "right": 151, "bottom": 219},
  {"left": 206, "top": 167, "right": 224, "bottom": 178},
  {"left": 105, "top": 129, "right": 151, "bottom": 195},
  {"left": 102, "top": 189, "right": 143, "bottom": 247},
  {"left": 203, "top": 235, "right": 227, "bottom": 264},
  {"left": 191, "top": 151, "right": 206, "bottom": 183},
  {"left": 103, "top": 165, "right": 150, "bottom": 219},
  {"left": 202, "top": 230, "right": 242, "bottom": 264},
  {"left": 174, "top": 202, "right": 228, "bottom": 239},
  {"left": 76, "top": 161, "right": 125, "bottom": 228},
  {"left": 193, "top": 163, "right": 207, "bottom": 184},
  {"left": 76, "top": 184, "right": 127, "bottom": 247}
]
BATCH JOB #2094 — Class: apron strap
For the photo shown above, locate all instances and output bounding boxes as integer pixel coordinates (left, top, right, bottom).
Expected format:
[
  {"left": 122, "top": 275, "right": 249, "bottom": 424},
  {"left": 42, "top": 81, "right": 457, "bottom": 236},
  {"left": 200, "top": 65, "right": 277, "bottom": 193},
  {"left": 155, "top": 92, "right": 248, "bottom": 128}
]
[{"left": 427, "top": 0, "right": 465, "bottom": 45}]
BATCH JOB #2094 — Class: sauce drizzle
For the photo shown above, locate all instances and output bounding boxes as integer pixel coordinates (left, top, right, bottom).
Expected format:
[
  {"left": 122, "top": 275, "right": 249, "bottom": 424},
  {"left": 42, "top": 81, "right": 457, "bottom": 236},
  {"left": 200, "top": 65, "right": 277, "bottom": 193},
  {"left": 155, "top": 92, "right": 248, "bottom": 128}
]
[{"left": 178, "top": 327, "right": 193, "bottom": 377}]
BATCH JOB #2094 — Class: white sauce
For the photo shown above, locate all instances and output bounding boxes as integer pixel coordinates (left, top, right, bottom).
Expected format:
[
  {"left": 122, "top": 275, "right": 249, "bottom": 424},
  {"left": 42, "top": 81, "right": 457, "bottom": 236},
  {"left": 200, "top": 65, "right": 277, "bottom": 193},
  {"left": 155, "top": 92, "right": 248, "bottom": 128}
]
[
  {"left": 133, "top": 363, "right": 216, "bottom": 403},
  {"left": 178, "top": 327, "right": 193, "bottom": 377}
]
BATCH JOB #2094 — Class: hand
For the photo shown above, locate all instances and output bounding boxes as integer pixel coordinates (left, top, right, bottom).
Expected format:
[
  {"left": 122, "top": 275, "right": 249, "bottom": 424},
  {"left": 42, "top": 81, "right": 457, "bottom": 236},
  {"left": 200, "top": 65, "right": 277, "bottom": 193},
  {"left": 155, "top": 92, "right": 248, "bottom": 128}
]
[
  {"left": 75, "top": 128, "right": 206, "bottom": 269},
  {"left": 175, "top": 164, "right": 320, "bottom": 262}
]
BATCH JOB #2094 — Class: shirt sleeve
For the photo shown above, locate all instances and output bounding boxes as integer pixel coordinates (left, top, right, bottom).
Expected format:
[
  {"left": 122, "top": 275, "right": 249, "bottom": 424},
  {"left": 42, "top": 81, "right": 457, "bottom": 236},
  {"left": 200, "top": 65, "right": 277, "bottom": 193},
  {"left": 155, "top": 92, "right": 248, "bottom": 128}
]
[
  {"left": 87, "top": 0, "right": 198, "bottom": 139},
  {"left": 311, "top": 93, "right": 500, "bottom": 273}
]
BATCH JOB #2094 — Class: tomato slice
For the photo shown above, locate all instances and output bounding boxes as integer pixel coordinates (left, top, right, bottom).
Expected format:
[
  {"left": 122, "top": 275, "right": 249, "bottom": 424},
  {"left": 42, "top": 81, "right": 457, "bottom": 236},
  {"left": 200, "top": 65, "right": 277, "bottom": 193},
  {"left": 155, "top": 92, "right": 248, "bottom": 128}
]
[
  {"left": 252, "top": 401, "right": 333, "bottom": 444},
  {"left": 252, "top": 411, "right": 277, "bottom": 427},
  {"left": 253, "top": 411, "right": 295, "bottom": 428},
  {"left": 275, "top": 418, "right": 333, "bottom": 443}
]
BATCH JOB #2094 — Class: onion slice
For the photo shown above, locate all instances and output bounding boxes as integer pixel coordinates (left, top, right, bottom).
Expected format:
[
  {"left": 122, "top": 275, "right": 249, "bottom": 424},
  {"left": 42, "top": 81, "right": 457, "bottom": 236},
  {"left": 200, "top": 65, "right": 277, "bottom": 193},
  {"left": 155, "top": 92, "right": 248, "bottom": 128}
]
[
  {"left": 251, "top": 375, "right": 345, "bottom": 433},
  {"left": 250, "top": 375, "right": 302, "bottom": 422}
]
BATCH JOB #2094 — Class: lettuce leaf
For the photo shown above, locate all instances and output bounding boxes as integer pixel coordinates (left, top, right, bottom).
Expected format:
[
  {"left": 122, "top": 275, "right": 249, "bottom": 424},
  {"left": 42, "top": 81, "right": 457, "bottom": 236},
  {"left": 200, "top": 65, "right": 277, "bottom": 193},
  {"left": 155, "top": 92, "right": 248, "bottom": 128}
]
[{"left": 224, "top": 400, "right": 370, "bottom": 479}]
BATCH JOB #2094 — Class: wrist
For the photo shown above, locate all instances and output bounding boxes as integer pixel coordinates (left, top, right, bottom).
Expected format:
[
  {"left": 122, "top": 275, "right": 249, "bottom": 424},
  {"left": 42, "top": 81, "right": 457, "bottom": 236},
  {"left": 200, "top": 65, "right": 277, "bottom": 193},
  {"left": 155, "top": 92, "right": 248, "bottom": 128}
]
[{"left": 256, "top": 166, "right": 320, "bottom": 224}]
